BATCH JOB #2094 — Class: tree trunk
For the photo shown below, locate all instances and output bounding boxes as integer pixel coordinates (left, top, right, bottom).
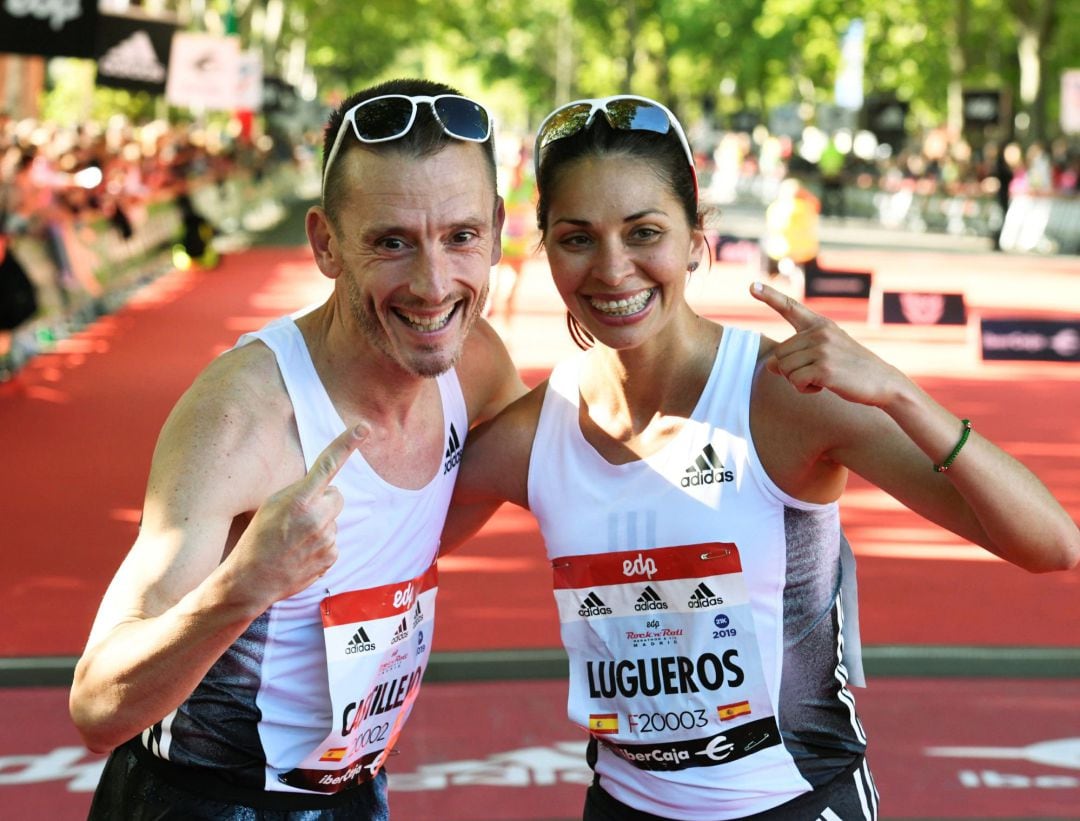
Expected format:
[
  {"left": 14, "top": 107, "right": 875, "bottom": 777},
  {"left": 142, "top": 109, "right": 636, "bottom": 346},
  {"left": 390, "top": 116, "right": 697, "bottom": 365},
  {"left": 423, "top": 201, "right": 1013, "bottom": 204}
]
[
  {"left": 1012, "top": 0, "right": 1056, "bottom": 143},
  {"left": 947, "top": 0, "right": 969, "bottom": 137}
]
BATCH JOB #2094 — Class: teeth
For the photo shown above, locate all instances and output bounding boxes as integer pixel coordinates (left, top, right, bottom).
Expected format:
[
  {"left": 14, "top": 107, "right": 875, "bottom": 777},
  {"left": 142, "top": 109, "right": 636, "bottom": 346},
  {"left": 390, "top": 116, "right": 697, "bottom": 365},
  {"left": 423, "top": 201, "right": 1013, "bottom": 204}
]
[
  {"left": 397, "top": 305, "right": 456, "bottom": 331},
  {"left": 590, "top": 289, "right": 654, "bottom": 317}
]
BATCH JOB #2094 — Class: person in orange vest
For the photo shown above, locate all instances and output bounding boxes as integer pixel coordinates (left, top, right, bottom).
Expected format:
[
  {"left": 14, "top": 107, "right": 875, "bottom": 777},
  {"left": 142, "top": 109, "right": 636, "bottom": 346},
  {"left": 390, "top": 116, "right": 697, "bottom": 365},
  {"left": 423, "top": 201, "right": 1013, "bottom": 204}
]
[{"left": 761, "top": 176, "right": 821, "bottom": 291}]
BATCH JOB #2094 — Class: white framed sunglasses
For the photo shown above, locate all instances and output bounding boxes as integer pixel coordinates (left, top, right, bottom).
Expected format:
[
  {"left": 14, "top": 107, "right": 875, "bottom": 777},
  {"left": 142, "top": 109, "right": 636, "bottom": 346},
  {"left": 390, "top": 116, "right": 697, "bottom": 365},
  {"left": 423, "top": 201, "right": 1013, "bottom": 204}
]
[
  {"left": 533, "top": 94, "right": 698, "bottom": 196},
  {"left": 321, "top": 94, "right": 493, "bottom": 196}
]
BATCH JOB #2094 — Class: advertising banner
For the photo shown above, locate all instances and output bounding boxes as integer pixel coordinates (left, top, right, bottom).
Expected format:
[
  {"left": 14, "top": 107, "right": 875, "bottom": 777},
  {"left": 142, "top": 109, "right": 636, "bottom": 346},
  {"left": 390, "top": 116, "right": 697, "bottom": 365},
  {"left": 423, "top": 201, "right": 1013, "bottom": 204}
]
[
  {"left": 980, "top": 319, "right": 1080, "bottom": 362},
  {"left": 93, "top": 14, "right": 176, "bottom": 94},
  {"left": 962, "top": 90, "right": 1004, "bottom": 129},
  {"left": 882, "top": 292, "right": 967, "bottom": 325},
  {"left": 804, "top": 268, "right": 872, "bottom": 299},
  {"left": 1062, "top": 70, "right": 1080, "bottom": 135},
  {"left": 0, "top": 0, "right": 99, "bottom": 58},
  {"left": 166, "top": 31, "right": 241, "bottom": 111}
]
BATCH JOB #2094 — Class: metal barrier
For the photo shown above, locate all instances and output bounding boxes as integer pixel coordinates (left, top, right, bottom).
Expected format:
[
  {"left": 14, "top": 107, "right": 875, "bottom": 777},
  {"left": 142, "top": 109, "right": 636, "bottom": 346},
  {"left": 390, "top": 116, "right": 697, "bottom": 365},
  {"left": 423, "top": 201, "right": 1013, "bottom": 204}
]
[
  {"left": 3, "top": 162, "right": 315, "bottom": 371},
  {"left": 719, "top": 173, "right": 1080, "bottom": 254},
  {"left": 999, "top": 194, "right": 1080, "bottom": 254}
]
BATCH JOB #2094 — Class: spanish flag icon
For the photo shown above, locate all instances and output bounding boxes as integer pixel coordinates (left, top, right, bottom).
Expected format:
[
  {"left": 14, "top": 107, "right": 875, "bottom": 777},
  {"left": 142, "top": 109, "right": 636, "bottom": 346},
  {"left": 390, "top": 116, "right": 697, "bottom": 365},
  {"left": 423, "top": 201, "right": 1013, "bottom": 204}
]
[
  {"left": 589, "top": 713, "right": 619, "bottom": 734},
  {"left": 320, "top": 747, "right": 347, "bottom": 762},
  {"left": 717, "top": 700, "right": 752, "bottom": 721}
]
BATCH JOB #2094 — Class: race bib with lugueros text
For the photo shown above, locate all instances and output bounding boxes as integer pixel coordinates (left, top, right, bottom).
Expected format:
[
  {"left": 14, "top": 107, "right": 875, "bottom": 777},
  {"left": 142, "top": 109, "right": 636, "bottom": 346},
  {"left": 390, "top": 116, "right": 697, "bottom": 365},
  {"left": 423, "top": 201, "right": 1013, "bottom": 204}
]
[{"left": 553, "top": 543, "right": 780, "bottom": 776}]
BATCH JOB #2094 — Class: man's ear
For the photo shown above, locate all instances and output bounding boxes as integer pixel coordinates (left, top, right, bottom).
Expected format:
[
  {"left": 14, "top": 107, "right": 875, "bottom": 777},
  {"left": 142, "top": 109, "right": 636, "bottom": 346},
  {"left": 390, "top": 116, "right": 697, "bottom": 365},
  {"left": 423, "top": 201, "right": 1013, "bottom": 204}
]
[
  {"left": 490, "top": 196, "right": 506, "bottom": 267},
  {"left": 306, "top": 205, "right": 341, "bottom": 279}
]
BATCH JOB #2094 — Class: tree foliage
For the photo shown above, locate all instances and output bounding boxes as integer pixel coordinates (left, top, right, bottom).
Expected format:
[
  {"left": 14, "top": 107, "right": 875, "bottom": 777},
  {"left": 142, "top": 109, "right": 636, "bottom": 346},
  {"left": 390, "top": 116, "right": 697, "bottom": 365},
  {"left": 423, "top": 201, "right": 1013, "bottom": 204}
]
[{"left": 285, "top": 0, "right": 1078, "bottom": 143}]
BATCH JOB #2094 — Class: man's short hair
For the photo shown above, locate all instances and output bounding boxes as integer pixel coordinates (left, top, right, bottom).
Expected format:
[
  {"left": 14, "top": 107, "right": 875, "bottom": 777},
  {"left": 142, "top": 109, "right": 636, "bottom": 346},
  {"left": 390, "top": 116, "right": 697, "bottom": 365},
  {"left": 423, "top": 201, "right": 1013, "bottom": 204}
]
[{"left": 321, "top": 78, "right": 498, "bottom": 222}]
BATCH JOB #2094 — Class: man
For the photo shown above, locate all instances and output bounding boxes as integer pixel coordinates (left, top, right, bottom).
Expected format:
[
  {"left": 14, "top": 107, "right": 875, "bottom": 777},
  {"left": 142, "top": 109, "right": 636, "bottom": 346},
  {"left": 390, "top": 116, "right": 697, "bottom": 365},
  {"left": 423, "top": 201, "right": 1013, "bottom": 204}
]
[{"left": 69, "top": 78, "right": 524, "bottom": 818}]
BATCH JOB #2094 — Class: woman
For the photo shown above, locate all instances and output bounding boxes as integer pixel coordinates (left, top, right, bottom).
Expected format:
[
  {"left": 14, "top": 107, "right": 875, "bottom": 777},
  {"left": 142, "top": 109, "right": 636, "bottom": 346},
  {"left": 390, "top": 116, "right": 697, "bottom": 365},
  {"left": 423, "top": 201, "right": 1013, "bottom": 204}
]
[{"left": 445, "top": 95, "right": 1079, "bottom": 820}]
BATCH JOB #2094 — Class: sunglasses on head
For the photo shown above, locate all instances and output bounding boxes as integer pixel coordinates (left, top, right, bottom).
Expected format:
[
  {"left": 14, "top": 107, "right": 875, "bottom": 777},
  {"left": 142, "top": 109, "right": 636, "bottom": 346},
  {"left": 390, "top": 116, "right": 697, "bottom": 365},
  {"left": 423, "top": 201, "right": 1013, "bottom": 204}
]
[
  {"left": 533, "top": 95, "right": 698, "bottom": 195},
  {"left": 322, "top": 94, "right": 493, "bottom": 196}
]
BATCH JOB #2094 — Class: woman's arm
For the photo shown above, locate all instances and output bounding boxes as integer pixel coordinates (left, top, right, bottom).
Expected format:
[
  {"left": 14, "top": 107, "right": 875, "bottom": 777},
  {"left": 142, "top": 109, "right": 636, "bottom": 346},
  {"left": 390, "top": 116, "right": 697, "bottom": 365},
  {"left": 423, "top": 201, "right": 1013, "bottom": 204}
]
[
  {"left": 750, "top": 282, "right": 1080, "bottom": 573},
  {"left": 441, "top": 385, "right": 546, "bottom": 554}
]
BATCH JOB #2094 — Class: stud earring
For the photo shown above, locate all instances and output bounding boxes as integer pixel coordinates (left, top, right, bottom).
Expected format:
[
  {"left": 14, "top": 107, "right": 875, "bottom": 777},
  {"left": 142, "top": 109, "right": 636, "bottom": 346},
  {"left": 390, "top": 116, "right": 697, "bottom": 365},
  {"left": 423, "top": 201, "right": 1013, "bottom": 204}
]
[{"left": 687, "top": 261, "right": 699, "bottom": 272}]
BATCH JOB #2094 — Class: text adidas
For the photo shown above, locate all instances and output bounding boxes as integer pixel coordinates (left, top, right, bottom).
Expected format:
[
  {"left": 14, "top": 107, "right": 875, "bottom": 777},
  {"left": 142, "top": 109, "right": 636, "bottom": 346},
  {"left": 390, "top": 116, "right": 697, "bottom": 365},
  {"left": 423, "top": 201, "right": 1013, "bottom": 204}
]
[{"left": 681, "top": 469, "right": 734, "bottom": 488}]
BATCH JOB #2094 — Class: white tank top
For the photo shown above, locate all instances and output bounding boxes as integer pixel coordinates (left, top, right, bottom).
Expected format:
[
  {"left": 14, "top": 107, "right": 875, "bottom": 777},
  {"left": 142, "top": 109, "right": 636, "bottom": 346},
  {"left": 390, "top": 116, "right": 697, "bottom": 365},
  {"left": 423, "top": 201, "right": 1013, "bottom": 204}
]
[
  {"left": 141, "top": 309, "right": 467, "bottom": 794},
  {"left": 528, "top": 327, "right": 866, "bottom": 819}
]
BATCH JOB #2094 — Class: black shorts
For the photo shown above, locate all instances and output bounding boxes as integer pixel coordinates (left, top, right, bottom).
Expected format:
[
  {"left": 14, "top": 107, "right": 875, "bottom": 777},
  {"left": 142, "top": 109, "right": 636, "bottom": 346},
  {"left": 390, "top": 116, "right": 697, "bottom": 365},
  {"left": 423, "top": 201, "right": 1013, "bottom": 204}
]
[
  {"left": 88, "top": 739, "right": 390, "bottom": 820},
  {"left": 583, "top": 754, "right": 879, "bottom": 821}
]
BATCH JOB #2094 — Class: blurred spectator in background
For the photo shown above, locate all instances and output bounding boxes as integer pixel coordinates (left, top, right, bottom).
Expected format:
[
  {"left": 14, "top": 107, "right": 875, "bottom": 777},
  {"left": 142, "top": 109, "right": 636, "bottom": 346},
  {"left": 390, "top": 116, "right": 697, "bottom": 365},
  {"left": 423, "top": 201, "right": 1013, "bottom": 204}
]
[
  {"left": 986, "top": 140, "right": 1015, "bottom": 251},
  {"left": 818, "top": 134, "right": 846, "bottom": 217},
  {"left": 761, "top": 175, "right": 821, "bottom": 294},
  {"left": 487, "top": 136, "right": 535, "bottom": 332}
]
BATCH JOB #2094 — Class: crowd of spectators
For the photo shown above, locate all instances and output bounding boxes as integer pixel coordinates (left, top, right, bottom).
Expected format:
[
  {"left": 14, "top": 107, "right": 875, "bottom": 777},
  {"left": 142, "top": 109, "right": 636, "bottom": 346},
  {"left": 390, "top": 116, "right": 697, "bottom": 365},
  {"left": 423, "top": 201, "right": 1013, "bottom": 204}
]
[
  {"left": 0, "top": 111, "right": 303, "bottom": 381},
  {"left": 693, "top": 122, "right": 1080, "bottom": 255},
  {"left": 698, "top": 124, "right": 1080, "bottom": 207}
]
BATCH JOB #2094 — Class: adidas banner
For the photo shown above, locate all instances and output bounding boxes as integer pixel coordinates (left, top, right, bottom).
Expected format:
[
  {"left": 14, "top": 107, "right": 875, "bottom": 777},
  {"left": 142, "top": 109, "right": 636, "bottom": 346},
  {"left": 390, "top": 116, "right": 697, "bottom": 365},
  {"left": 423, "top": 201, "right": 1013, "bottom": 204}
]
[
  {"left": 93, "top": 14, "right": 176, "bottom": 94},
  {"left": 0, "top": 0, "right": 99, "bottom": 58},
  {"left": 980, "top": 318, "right": 1080, "bottom": 362}
]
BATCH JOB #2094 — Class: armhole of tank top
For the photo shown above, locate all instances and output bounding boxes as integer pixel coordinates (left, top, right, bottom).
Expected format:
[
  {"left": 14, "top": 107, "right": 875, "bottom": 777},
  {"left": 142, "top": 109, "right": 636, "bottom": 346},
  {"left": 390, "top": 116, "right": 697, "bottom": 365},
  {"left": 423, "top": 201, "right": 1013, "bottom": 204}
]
[
  {"left": 525, "top": 355, "right": 581, "bottom": 516},
  {"left": 256, "top": 320, "right": 344, "bottom": 472},
  {"left": 436, "top": 368, "right": 468, "bottom": 449},
  {"left": 738, "top": 328, "right": 834, "bottom": 513}
]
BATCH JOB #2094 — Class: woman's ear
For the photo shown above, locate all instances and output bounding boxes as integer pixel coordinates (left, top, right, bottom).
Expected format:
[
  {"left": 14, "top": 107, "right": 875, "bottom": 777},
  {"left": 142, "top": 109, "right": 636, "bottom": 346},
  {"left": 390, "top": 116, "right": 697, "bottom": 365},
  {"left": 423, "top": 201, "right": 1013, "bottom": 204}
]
[{"left": 491, "top": 196, "right": 507, "bottom": 267}]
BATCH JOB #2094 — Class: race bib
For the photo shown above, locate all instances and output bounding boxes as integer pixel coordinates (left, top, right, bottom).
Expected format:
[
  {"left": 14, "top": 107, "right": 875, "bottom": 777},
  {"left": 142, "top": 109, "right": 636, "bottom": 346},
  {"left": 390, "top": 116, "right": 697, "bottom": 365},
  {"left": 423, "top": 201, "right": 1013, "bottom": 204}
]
[
  {"left": 278, "top": 563, "right": 437, "bottom": 793},
  {"left": 553, "top": 543, "right": 780, "bottom": 772}
]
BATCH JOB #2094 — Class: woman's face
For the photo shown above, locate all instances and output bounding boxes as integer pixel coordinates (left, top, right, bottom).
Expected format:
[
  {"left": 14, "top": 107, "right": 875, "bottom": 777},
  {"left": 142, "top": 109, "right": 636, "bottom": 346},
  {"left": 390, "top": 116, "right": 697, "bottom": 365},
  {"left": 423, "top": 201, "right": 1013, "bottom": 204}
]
[{"left": 542, "top": 154, "right": 703, "bottom": 350}]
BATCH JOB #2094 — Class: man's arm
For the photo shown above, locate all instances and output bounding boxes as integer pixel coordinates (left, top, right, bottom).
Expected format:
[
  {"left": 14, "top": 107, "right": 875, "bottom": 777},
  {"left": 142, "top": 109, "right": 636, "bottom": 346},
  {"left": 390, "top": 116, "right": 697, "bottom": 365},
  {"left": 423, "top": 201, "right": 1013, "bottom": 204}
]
[
  {"left": 441, "top": 385, "right": 545, "bottom": 554},
  {"left": 69, "top": 346, "right": 364, "bottom": 753},
  {"left": 438, "top": 317, "right": 529, "bottom": 554}
]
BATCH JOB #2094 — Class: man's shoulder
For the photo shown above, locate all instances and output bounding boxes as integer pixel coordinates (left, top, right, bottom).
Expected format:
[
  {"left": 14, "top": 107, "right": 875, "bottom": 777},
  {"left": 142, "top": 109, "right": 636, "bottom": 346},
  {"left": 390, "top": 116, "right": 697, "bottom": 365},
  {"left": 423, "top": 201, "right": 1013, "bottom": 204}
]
[{"left": 176, "top": 340, "right": 295, "bottom": 448}]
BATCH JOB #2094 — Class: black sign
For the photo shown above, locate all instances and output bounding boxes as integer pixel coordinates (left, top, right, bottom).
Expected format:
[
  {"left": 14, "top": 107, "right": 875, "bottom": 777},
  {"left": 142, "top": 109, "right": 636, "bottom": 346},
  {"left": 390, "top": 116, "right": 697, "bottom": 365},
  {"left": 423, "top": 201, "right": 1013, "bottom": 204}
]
[
  {"left": 729, "top": 110, "right": 760, "bottom": 134},
  {"left": 263, "top": 76, "right": 297, "bottom": 113},
  {"left": 864, "top": 96, "right": 908, "bottom": 150},
  {"left": 805, "top": 268, "right": 872, "bottom": 299},
  {"left": 882, "top": 292, "right": 967, "bottom": 325},
  {"left": 94, "top": 14, "right": 176, "bottom": 95},
  {"left": 980, "top": 319, "right": 1080, "bottom": 362},
  {"left": 713, "top": 235, "right": 759, "bottom": 264},
  {"left": 963, "top": 90, "right": 1003, "bottom": 128},
  {"left": 0, "top": 0, "right": 98, "bottom": 58}
]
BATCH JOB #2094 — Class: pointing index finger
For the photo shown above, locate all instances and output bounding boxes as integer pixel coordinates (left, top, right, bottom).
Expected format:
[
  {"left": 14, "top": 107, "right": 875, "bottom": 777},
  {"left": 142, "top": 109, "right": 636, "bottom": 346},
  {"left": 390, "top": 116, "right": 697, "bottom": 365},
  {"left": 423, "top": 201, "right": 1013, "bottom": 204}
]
[
  {"left": 303, "top": 424, "right": 368, "bottom": 495},
  {"left": 750, "top": 281, "right": 820, "bottom": 331}
]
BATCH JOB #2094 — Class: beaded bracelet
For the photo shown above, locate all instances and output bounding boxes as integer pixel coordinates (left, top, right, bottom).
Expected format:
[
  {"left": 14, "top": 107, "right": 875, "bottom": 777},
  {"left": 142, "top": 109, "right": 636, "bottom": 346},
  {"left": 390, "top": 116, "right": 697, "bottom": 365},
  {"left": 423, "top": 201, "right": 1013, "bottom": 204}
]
[{"left": 934, "top": 419, "right": 973, "bottom": 473}]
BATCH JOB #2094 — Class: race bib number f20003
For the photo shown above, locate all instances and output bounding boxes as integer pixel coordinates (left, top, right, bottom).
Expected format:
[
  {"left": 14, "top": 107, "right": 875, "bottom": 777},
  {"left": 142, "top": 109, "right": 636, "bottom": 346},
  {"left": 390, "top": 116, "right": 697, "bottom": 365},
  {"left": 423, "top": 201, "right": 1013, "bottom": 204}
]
[{"left": 553, "top": 543, "right": 780, "bottom": 772}]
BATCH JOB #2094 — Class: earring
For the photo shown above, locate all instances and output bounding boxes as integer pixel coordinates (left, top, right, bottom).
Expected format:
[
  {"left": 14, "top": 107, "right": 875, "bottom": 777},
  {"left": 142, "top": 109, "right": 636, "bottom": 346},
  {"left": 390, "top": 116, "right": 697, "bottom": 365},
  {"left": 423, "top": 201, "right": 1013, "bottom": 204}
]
[{"left": 687, "top": 261, "right": 699, "bottom": 272}]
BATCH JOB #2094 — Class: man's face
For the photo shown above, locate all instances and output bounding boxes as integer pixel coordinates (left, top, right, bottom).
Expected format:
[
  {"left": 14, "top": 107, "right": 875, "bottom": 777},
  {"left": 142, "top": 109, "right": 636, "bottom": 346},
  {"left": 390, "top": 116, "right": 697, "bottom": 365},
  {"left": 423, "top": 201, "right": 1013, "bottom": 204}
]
[{"left": 324, "top": 142, "right": 502, "bottom": 377}]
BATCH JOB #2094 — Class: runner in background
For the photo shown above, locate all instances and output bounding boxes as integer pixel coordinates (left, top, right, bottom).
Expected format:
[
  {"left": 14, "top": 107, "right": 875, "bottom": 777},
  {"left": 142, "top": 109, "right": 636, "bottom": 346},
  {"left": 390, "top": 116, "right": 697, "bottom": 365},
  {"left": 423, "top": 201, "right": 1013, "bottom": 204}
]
[
  {"left": 444, "top": 94, "right": 1080, "bottom": 821},
  {"left": 487, "top": 136, "right": 537, "bottom": 335},
  {"left": 760, "top": 176, "right": 821, "bottom": 296}
]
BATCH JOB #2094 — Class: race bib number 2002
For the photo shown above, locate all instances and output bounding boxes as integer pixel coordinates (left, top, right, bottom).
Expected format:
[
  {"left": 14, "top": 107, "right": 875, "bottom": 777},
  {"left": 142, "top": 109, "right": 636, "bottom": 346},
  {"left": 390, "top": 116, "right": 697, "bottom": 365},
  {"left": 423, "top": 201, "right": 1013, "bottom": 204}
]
[
  {"left": 279, "top": 563, "right": 437, "bottom": 793},
  {"left": 553, "top": 543, "right": 780, "bottom": 772}
]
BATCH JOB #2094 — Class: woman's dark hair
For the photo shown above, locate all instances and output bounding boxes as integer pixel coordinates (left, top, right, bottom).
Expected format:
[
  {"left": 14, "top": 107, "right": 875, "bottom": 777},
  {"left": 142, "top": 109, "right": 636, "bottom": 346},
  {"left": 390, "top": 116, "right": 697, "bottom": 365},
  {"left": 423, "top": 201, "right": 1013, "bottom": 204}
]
[
  {"left": 534, "top": 113, "right": 701, "bottom": 349},
  {"left": 535, "top": 115, "right": 698, "bottom": 234}
]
